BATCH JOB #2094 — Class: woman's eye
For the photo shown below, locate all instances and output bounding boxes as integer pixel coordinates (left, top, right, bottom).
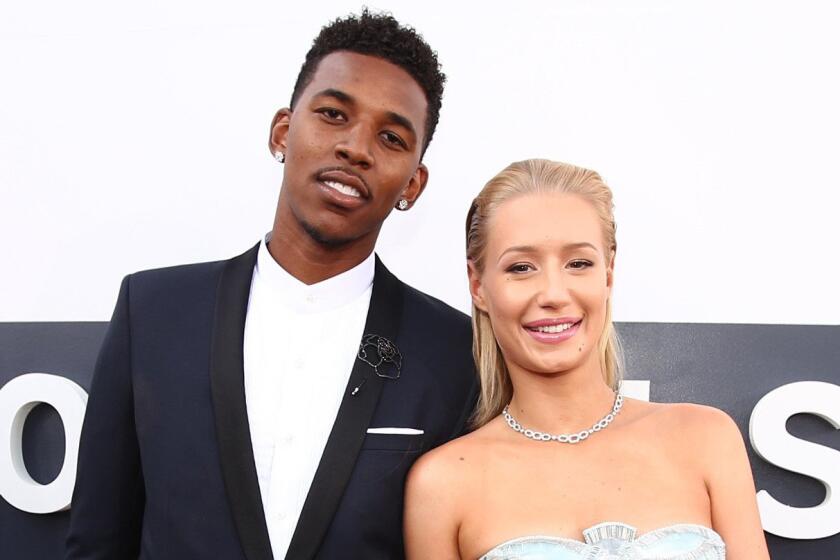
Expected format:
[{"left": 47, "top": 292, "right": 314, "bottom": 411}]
[
  {"left": 506, "top": 263, "right": 533, "bottom": 274},
  {"left": 381, "top": 131, "right": 407, "bottom": 148},
  {"left": 568, "top": 259, "right": 593, "bottom": 270}
]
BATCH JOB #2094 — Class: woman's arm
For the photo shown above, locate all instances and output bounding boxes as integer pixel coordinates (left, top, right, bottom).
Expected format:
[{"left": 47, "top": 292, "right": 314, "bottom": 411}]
[
  {"left": 700, "top": 407, "right": 770, "bottom": 560},
  {"left": 404, "top": 447, "right": 464, "bottom": 560}
]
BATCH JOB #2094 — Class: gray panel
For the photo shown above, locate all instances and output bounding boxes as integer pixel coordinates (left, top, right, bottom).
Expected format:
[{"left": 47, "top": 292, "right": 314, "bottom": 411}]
[
  {"left": 0, "top": 323, "right": 107, "bottom": 560},
  {"left": 1, "top": 322, "right": 838, "bottom": 558},
  {"left": 618, "top": 323, "right": 840, "bottom": 557}
]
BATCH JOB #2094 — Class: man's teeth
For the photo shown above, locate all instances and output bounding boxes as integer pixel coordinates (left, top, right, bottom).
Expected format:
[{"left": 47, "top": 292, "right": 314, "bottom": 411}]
[
  {"left": 323, "top": 180, "right": 361, "bottom": 198},
  {"left": 533, "top": 323, "right": 575, "bottom": 334}
]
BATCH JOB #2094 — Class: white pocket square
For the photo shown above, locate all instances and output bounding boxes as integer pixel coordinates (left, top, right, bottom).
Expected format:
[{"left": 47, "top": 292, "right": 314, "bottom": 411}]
[{"left": 366, "top": 427, "right": 424, "bottom": 435}]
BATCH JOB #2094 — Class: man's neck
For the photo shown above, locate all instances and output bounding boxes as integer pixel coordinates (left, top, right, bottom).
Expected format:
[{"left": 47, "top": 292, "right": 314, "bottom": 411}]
[{"left": 267, "top": 226, "right": 375, "bottom": 285}]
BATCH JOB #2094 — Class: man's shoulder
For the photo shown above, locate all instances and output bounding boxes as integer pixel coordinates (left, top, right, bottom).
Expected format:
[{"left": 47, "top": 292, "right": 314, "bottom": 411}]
[
  {"left": 395, "top": 278, "right": 473, "bottom": 369},
  {"left": 124, "top": 245, "right": 257, "bottom": 306},
  {"left": 400, "top": 281, "right": 469, "bottom": 328},
  {"left": 375, "top": 256, "right": 470, "bottom": 333},
  {"left": 126, "top": 258, "right": 227, "bottom": 303},
  {"left": 373, "top": 260, "right": 472, "bottom": 369},
  {"left": 130, "top": 257, "right": 227, "bottom": 285}
]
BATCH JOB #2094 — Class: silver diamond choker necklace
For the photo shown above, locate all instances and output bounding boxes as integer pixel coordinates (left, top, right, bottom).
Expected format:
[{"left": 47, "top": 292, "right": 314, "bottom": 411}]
[{"left": 502, "top": 392, "right": 624, "bottom": 444}]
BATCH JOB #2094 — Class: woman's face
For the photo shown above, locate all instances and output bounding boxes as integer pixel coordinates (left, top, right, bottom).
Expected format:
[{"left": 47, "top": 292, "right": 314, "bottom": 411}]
[{"left": 469, "top": 192, "right": 613, "bottom": 378}]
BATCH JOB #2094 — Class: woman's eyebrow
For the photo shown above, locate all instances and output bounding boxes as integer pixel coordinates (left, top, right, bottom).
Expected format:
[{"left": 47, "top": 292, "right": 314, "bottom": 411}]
[{"left": 497, "top": 242, "right": 598, "bottom": 264}]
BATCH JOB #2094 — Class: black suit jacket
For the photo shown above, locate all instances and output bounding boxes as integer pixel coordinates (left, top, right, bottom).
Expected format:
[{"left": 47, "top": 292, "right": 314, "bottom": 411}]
[{"left": 66, "top": 244, "right": 477, "bottom": 560}]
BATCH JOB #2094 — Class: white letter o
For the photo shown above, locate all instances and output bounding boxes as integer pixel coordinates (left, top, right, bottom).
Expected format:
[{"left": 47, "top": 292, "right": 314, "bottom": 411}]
[{"left": 0, "top": 373, "right": 88, "bottom": 513}]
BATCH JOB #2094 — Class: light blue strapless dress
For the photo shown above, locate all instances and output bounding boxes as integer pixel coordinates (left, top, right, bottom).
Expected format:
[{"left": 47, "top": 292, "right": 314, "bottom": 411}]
[{"left": 480, "top": 521, "right": 725, "bottom": 559}]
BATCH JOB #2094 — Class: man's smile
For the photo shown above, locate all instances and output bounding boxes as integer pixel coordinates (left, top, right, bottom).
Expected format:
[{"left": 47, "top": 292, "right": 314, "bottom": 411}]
[
  {"left": 316, "top": 168, "right": 370, "bottom": 198},
  {"left": 323, "top": 180, "right": 362, "bottom": 198},
  {"left": 313, "top": 167, "right": 371, "bottom": 209}
]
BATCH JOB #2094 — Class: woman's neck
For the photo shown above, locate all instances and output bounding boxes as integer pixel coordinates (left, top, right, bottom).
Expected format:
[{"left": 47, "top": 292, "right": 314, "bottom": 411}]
[{"left": 505, "top": 357, "right": 616, "bottom": 435}]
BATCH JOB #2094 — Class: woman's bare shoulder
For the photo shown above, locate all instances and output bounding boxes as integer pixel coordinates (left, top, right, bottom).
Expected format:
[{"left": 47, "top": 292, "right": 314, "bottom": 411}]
[
  {"left": 405, "top": 422, "right": 498, "bottom": 522},
  {"left": 633, "top": 400, "right": 743, "bottom": 452},
  {"left": 656, "top": 401, "right": 737, "bottom": 431},
  {"left": 409, "top": 423, "right": 496, "bottom": 487},
  {"left": 404, "top": 424, "right": 503, "bottom": 556}
]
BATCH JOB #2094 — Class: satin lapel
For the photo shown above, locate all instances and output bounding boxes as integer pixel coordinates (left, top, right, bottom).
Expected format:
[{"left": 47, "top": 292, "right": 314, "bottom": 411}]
[
  {"left": 209, "top": 243, "right": 274, "bottom": 560},
  {"left": 285, "top": 256, "right": 404, "bottom": 560}
]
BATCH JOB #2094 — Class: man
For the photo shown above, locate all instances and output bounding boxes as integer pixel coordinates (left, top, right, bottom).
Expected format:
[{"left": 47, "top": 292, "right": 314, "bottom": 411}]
[{"left": 66, "top": 10, "right": 476, "bottom": 560}]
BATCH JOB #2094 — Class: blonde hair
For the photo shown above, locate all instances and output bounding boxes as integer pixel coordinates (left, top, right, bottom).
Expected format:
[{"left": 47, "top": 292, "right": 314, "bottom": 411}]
[{"left": 466, "top": 159, "right": 623, "bottom": 428}]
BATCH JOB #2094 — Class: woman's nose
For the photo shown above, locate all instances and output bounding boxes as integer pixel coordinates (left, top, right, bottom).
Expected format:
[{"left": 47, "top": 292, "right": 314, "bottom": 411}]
[{"left": 534, "top": 269, "right": 571, "bottom": 309}]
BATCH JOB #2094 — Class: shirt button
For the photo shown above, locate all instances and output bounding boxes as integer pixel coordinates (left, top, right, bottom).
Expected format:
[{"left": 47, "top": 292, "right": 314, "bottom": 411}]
[
  {"left": 294, "top": 359, "right": 304, "bottom": 369},
  {"left": 305, "top": 294, "right": 315, "bottom": 304}
]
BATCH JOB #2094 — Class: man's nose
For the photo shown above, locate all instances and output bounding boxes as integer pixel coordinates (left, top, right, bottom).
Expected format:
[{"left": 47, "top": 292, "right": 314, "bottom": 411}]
[{"left": 335, "top": 123, "right": 375, "bottom": 169}]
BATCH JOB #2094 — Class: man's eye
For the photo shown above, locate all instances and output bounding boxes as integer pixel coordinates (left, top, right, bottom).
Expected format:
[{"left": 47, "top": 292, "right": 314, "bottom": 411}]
[
  {"left": 568, "top": 260, "right": 593, "bottom": 270},
  {"left": 317, "top": 108, "right": 345, "bottom": 121},
  {"left": 381, "top": 131, "right": 407, "bottom": 148}
]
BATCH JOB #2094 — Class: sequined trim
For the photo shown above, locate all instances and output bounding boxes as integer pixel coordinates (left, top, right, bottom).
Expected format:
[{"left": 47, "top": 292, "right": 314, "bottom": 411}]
[
  {"left": 583, "top": 521, "right": 637, "bottom": 544},
  {"left": 479, "top": 522, "right": 726, "bottom": 560}
]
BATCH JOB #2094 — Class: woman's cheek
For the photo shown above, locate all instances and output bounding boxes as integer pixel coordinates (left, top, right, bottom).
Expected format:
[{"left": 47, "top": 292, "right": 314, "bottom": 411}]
[{"left": 492, "top": 279, "right": 527, "bottom": 320}]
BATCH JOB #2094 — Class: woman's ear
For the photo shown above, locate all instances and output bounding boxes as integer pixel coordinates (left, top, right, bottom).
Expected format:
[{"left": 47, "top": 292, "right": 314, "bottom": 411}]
[{"left": 467, "top": 260, "right": 488, "bottom": 312}]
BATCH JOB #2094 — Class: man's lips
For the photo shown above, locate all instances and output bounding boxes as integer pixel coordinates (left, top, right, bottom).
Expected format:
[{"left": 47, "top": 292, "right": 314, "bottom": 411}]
[{"left": 316, "top": 168, "right": 370, "bottom": 199}]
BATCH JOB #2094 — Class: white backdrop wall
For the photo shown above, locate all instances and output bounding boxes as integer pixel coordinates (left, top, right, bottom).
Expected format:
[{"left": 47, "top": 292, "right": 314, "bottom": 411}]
[{"left": 1, "top": 0, "right": 838, "bottom": 325}]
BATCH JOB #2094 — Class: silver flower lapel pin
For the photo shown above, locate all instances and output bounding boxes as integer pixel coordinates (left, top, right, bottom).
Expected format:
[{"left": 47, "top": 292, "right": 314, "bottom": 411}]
[{"left": 357, "top": 334, "right": 402, "bottom": 380}]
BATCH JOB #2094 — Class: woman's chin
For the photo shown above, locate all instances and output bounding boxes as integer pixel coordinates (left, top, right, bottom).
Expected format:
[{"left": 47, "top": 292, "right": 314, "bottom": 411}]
[{"left": 521, "top": 354, "right": 587, "bottom": 377}]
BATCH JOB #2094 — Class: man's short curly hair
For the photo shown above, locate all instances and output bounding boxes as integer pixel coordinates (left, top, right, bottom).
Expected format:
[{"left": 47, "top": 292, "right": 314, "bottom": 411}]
[{"left": 290, "top": 9, "right": 446, "bottom": 158}]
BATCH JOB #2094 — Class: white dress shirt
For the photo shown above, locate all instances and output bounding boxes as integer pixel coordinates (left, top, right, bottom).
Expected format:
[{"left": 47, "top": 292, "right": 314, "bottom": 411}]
[{"left": 243, "top": 236, "right": 374, "bottom": 560}]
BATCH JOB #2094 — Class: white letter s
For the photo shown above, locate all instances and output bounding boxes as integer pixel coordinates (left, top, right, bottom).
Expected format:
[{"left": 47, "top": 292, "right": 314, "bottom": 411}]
[{"left": 749, "top": 381, "right": 840, "bottom": 539}]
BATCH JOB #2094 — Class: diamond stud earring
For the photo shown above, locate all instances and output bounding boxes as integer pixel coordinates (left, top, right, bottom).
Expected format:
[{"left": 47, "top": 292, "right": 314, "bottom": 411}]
[
  {"left": 397, "top": 199, "right": 409, "bottom": 211},
  {"left": 274, "top": 151, "right": 285, "bottom": 163}
]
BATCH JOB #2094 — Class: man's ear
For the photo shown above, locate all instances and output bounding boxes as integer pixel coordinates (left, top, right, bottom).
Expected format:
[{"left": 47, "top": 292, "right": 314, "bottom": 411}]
[
  {"left": 268, "top": 108, "right": 292, "bottom": 158},
  {"left": 397, "top": 163, "right": 429, "bottom": 209},
  {"left": 467, "top": 260, "right": 488, "bottom": 313}
]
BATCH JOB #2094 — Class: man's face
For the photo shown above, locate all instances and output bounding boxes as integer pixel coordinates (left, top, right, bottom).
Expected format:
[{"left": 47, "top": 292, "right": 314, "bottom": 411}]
[{"left": 270, "top": 51, "right": 429, "bottom": 247}]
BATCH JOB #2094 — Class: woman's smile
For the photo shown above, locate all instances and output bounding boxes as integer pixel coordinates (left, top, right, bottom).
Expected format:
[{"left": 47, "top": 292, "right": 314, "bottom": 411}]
[{"left": 522, "top": 317, "right": 583, "bottom": 344}]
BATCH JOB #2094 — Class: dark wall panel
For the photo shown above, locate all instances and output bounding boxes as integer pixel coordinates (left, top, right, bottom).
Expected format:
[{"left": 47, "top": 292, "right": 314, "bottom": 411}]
[{"left": 1, "top": 322, "right": 838, "bottom": 558}]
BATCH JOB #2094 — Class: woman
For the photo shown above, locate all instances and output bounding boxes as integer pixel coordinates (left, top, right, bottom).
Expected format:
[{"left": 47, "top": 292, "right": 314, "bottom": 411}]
[{"left": 404, "top": 159, "right": 769, "bottom": 559}]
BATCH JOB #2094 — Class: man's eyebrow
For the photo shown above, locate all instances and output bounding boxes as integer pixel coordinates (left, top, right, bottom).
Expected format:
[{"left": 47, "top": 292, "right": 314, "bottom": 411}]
[
  {"left": 385, "top": 111, "right": 417, "bottom": 140},
  {"left": 312, "top": 88, "right": 354, "bottom": 104}
]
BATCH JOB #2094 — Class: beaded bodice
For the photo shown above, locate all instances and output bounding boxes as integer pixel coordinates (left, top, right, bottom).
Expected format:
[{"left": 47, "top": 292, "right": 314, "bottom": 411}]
[{"left": 479, "top": 522, "right": 725, "bottom": 559}]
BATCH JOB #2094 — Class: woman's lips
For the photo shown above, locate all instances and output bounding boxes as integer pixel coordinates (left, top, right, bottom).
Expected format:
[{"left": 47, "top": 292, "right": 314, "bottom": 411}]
[{"left": 523, "top": 320, "right": 582, "bottom": 344}]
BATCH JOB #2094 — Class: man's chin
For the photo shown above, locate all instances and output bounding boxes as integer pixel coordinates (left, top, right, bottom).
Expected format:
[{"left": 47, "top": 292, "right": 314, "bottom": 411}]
[{"left": 301, "top": 219, "right": 360, "bottom": 248}]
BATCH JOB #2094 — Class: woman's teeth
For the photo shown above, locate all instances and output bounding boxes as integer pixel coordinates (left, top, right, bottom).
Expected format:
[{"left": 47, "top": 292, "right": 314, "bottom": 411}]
[
  {"left": 531, "top": 323, "right": 575, "bottom": 333},
  {"left": 323, "top": 180, "right": 361, "bottom": 198}
]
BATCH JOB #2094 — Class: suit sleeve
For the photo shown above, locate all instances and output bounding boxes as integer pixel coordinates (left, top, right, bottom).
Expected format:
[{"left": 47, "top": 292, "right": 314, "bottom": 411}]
[
  {"left": 447, "top": 321, "right": 480, "bottom": 440},
  {"left": 449, "top": 369, "right": 479, "bottom": 439},
  {"left": 66, "top": 276, "right": 145, "bottom": 559}
]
